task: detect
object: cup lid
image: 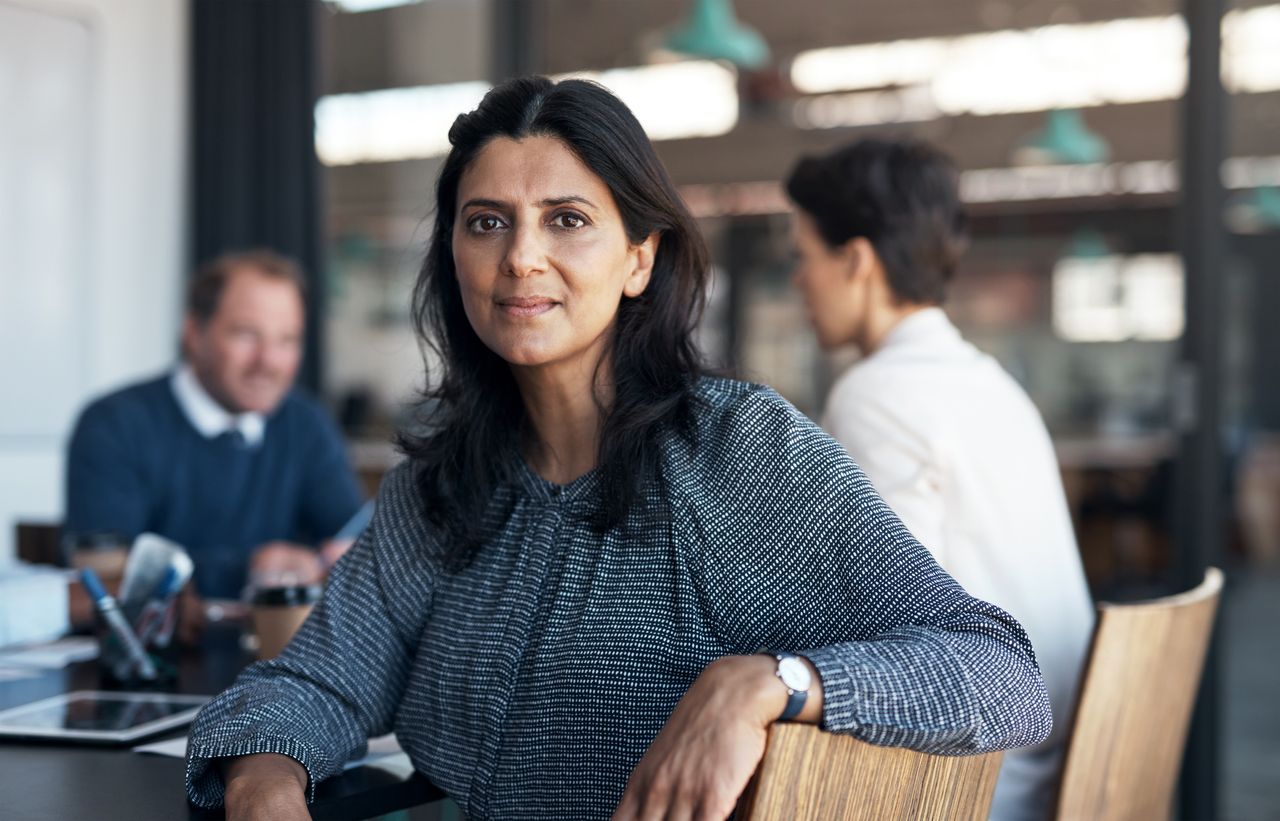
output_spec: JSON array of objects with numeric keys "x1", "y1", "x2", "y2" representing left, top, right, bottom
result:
[
  {"x1": 70, "y1": 530, "x2": 128, "y2": 550},
  {"x1": 251, "y1": 584, "x2": 322, "y2": 607}
]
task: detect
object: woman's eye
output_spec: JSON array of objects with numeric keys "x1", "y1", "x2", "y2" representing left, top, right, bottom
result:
[
  {"x1": 470, "y1": 215, "x2": 504, "y2": 233},
  {"x1": 553, "y1": 212, "x2": 586, "y2": 229}
]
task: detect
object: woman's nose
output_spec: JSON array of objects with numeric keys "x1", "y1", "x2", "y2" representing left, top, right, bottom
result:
[{"x1": 503, "y1": 223, "x2": 548, "y2": 278}]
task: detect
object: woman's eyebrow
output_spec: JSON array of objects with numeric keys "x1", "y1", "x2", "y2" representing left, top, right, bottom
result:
[
  {"x1": 460, "y1": 197, "x2": 509, "y2": 211},
  {"x1": 540, "y1": 195, "x2": 597, "y2": 210},
  {"x1": 459, "y1": 195, "x2": 597, "y2": 211}
]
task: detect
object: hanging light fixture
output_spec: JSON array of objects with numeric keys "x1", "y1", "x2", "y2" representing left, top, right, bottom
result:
[
  {"x1": 1014, "y1": 109, "x2": 1110, "y2": 166},
  {"x1": 1062, "y1": 227, "x2": 1113, "y2": 260},
  {"x1": 1226, "y1": 185, "x2": 1280, "y2": 234},
  {"x1": 663, "y1": 0, "x2": 770, "y2": 69}
]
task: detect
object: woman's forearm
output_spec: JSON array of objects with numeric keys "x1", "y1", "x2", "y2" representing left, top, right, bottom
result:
[{"x1": 222, "y1": 754, "x2": 310, "y2": 821}]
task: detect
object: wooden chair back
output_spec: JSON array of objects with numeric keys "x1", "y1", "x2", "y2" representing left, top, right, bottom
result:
[
  {"x1": 738, "y1": 722, "x2": 1004, "y2": 820},
  {"x1": 15, "y1": 521, "x2": 64, "y2": 566},
  {"x1": 1055, "y1": 567, "x2": 1223, "y2": 820}
]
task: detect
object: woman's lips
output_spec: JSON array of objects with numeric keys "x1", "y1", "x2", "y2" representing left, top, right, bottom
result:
[{"x1": 497, "y1": 296, "x2": 558, "y2": 317}]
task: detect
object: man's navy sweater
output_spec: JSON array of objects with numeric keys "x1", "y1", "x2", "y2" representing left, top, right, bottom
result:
[{"x1": 65, "y1": 374, "x2": 364, "y2": 598}]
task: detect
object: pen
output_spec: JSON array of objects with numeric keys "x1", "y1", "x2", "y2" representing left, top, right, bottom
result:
[
  {"x1": 134, "y1": 565, "x2": 184, "y2": 649},
  {"x1": 319, "y1": 500, "x2": 376, "y2": 572},
  {"x1": 334, "y1": 500, "x2": 375, "y2": 541},
  {"x1": 80, "y1": 567, "x2": 158, "y2": 681}
]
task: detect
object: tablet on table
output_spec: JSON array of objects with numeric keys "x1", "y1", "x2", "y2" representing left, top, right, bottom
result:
[{"x1": 0, "y1": 690, "x2": 210, "y2": 745}]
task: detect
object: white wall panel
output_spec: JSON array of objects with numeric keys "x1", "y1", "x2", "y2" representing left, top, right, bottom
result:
[{"x1": 0, "y1": 0, "x2": 187, "y2": 564}]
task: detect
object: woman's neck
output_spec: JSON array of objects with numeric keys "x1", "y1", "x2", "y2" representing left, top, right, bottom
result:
[
  {"x1": 513, "y1": 355, "x2": 612, "y2": 486},
  {"x1": 858, "y1": 300, "x2": 930, "y2": 356}
]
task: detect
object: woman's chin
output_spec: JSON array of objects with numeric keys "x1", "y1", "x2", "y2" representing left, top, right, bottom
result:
[
  {"x1": 483, "y1": 328, "x2": 607, "y2": 372},
  {"x1": 496, "y1": 344, "x2": 562, "y2": 369}
]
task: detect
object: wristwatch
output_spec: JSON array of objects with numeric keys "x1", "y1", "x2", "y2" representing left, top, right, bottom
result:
[{"x1": 772, "y1": 652, "x2": 812, "y2": 722}]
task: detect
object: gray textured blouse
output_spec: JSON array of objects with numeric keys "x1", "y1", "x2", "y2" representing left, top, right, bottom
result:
[{"x1": 186, "y1": 378, "x2": 1051, "y2": 818}]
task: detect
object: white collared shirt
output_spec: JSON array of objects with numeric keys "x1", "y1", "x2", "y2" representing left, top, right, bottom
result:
[
  {"x1": 822, "y1": 307, "x2": 1094, "y2": 821},
  {"x1": 170, "y1": 364, "x2": 266, "y2": 447}
]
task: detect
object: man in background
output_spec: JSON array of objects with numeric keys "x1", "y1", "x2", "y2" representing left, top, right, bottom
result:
[
  {"x1": 65, "y1": 249, "x2": 363, "y2": 602},
  {"x1": 786, "y1": 138, "x2": 1094, "y2": 821}
]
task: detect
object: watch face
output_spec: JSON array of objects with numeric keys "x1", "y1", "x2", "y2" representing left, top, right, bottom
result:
[{"x1": 777, "y1": 656, "x2": 812, "y2": 691}]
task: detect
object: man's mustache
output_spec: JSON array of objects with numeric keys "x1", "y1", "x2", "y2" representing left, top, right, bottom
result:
[{"x1": 242, "y1": 368, "x2": 285, "y2": 381}]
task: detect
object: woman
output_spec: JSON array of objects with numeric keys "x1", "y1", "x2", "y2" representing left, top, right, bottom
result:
[
  {"x1": 187, "y1": 76, "x2": 1050, "y2": 821},
  {"x1": 786, "y1": 138, "x2": 1092, "y2": 821}
]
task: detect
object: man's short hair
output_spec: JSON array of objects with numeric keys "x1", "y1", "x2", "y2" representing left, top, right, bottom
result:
[
  {"x1": 785, "y1": 137, "x2": 969, "y2": 306},
  {"x1": 187, "y1": 249, "x2": 308, "y2": 324}
]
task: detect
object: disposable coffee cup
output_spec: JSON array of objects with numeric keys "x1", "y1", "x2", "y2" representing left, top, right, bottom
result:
[
  {"x1": 250, "y1": 584, "x2": 322, "y2": 660},
  {"x1": 68, "y1": 531, "x2": 129, "y2": 579}
]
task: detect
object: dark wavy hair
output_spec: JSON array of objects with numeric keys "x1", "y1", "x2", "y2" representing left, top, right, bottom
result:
[
  {"x1": 785, "y1": 137, "x2": 969, "y2": 305},
  {"x1": 397, "y1": 76, "x2": 710, "y2": 569}
]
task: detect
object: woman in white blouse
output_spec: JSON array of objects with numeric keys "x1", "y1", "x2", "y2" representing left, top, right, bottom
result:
[{"x1": 786, "y1": 137, "x2": 1095, "y2": 821}]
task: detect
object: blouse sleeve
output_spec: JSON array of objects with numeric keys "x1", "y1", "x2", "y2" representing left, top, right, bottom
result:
[
  {"x1": 685, "y1": 387, "x2": 1052, "y2": 754},
  {"x1": 185, "y1": 461, "x2": 440, "y2": 807}
]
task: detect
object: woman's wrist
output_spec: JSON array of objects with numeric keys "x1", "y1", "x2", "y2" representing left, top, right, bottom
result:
[
  {"x1": 707, "y1": 653, "x2": 825, "y2": 727},
  {"x1": 222, "y1": 753, "x2": 308, "y2": 799},
  {"x1": 705, "y1": 655, "x2": 791, "y2": 727}
]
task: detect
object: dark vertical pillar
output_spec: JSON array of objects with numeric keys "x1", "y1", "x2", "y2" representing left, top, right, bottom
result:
[
  {"x1": 1242, "y1": 234, "x2": 1280, "y2": 429},
  {"x1": 724, "y1": 218, "x2": 756, "y2": 373},
  {"x1": 491, "y1": 0, "x2": 542, "y2": 82},
  {"x1": 1174, "y1": 0, "x2": 1226, "y2": 816},
  {"x1": 191, "y1": 0, "x2": 325, "y2": 393}
]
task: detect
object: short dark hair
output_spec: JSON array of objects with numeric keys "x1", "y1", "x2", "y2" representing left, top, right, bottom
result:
[
  {"x1": 399, "y1": 76, "x2": 709, "y2": 569},
  {"x1": 784, "y1": 137, "x2": 968, "y2": 305},
  {"x1": 186, "y1": 249, "x2": 307, "y2": 323}
]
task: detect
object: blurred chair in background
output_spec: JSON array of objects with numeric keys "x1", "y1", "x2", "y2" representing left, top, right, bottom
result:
[
  {"x1": 1054, "y1": 567, "x2": 1223, "y2": 820},
  {"x1": 15, "y1": 521, "x2": 61, "y2": 566}
]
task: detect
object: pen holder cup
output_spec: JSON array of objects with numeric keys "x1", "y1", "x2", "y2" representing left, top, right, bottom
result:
[{"x1": 94, "y1": 598, "x2": 178, "y2": 688}]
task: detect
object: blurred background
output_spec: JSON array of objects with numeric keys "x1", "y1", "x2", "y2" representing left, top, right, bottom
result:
[{"x1": 0, "y1": 0, "x2": 1276, "y2": 816}]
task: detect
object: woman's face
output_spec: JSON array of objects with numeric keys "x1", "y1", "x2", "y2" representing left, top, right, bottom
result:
[
  {"x1": 452, "y1": 135, "x2": 656, "y2": 374},
  {"x1": 790, "y1": 210, "x2": 864, "y2": 350}
]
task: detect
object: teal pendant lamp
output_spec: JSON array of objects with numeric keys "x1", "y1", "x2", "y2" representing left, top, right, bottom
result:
[
  {"x1": 1063, "y1": 226, "x2": 1112, "y2": 260},
  {"x1": 1248, "y1": 186, "x2": 1280, "y2": 229},
  {"x1": 1227, "y1": 185, "x2": 1280, "y2": 234},
  {"x1": 1017, "y1": 109, "x2": 1110, "y2": 165},
  {"x1": 664, "y1": 0, "x2": 770, "y2": 69}
]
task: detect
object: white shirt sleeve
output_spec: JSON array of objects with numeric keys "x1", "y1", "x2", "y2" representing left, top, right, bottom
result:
[{"x1": 822, "y1": 389, "x2": 949, "y2": 567}]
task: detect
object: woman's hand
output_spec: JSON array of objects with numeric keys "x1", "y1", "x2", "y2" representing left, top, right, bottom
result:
[
  {"x1": 613, "y1": 654, "x2": 819, "y2": 821},
  {"x1": 222, "y1": 753, "x2": 310, "y2": 821}
]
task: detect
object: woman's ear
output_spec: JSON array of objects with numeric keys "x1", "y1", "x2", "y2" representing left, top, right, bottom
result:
[
  {"x1": 622, "y1": 233, "x2": 660, "y2": 298},
  {"x1": 841, "y1": 236, "x2": 877, "y2": 283}
]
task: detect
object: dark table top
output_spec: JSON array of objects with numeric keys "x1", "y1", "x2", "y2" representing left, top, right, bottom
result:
[{"x1": 0, "y1": 626, "x2": 443, "y2": 821}]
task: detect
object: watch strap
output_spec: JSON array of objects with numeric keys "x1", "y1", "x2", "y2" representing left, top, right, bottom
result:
[{"x1": 779, "y1": 684, "x2": 806, "y2": 722}]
